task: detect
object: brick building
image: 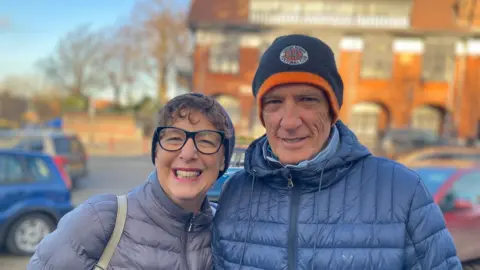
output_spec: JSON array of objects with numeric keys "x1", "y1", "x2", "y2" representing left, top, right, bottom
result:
[{"x1": 188, "y1": 0, "x2": 480, "y2": 147}]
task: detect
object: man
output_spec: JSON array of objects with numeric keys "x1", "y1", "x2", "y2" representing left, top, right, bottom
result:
[{"x1": 212, "y1": 34, "x2": 461, "y2": 269}]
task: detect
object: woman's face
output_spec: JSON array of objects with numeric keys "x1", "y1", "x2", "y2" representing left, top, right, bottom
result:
[{"x1": 155, "y1": 110, "x2": 225, "y2": 211}]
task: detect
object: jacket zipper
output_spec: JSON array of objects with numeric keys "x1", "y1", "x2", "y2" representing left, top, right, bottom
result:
[
  {"x1": 287, "y1": 174, "x2": 299, "y2": 270},
  {"x1": 184, "y1": 215, "x2": 195, "y2": 270}
]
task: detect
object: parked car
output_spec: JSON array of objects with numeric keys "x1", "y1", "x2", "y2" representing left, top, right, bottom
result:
[
  {"x1": 208, "y1": 148, "x2": 246, "y2": 201},
  {"x1": 229, "y1": 147, "x2": 246, "y2": 167},
  {"x1": 398, "y1": 145, "x2": 480, "y2": 167},
  {"x1": 0, "y1": 149, "x2": 74, "y2": 255},
  {"x1": 2, "y1": 129, "x2": 88, "y2": 188},
  {"x1": 380, "y1": 128, "x2": 449, "y2": 159},
  {"x1": 413, "y1": 165, "x2": 480, "y2": 265}
]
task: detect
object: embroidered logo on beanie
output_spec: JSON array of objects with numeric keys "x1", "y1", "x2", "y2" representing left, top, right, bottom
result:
[{"x1": 279, "y1": 45, "x2": 309, "y2": 65}]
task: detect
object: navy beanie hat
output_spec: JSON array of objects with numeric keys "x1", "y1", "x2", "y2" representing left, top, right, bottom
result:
[
  {"x1": 252, "y1": 34, "x2": 344, "y2": 124},
  {"x1": 151, "y1": 93, "x2": 235, "y2": 179}
]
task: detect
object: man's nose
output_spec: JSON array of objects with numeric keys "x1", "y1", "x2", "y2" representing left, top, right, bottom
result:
[
  {"x1": 280, "y1": 100, "x2": 302, "y2": 130},
  {"x1": 179, "y1": 138, "x2": 198, "y2": 160}
]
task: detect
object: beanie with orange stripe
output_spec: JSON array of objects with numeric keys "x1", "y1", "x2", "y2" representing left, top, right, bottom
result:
[{"x1": 252, "y1": 34, "x2": 344, "y2": 126}]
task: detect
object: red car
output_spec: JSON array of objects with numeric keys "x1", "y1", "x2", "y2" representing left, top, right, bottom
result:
[{"x1": 413, "y1": 166, "x2": 480, "y2": 264}]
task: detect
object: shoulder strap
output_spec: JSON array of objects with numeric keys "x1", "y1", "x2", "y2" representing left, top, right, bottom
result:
[{"x1": 94, "y1": 195, "x2": 128, "y2": 270}]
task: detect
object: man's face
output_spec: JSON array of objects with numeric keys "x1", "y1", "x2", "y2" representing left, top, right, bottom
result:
[{"x1": 262, "y1": 84, "x2": 332, "y2": 165}]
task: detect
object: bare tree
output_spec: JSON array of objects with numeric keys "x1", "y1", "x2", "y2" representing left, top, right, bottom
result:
[
  {"x1": 37, "y1": 24, "x2": 107, "y2": 98},
  {"x1": 0, "y1": 74, "x2": 46, "y2": 97},
  {"x1": 102, "y1": 24, "x2": 145, "y2": 107},
  {"x1": 0, "y1": 92, "x2": 28, "y2": 124},
  {"x1": 129, "y1": 0, "x2": 192, "y2": 104}
]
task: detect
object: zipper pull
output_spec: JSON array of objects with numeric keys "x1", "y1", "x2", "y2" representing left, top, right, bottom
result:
[
  {"x1": 287, "y1": 174, "x2": 293, "y2": 188},
  {"x1": 188, "y1": 216, "x2": 195, "y2": 232}
]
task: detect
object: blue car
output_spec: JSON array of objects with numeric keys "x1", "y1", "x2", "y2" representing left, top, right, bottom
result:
[
  {"x1": 208, "y1": 148, "x2": 246, "y2": 201},
  {"x1": 0, "y1": 149, "x2": 74, "y2": 255}
]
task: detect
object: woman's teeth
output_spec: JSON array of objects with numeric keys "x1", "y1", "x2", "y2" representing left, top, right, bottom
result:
[
  {"x1": 284, "y1": 138, "x2": 302, "y2": 143},
  {"x1": 175, "y1": 170, "x2": 201, "y2": 178}
]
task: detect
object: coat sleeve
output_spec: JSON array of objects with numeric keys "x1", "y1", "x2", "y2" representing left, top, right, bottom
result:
[
  {"x1": 27, "y1": 194, "x2": 117, "y2": 270},
  {"x1": 404, "y1": 180, "x2": 462, "y2": 269}
]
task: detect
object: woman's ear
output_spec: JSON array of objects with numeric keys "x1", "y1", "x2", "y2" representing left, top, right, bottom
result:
[
  {"x1": 220, "y1": 159, "x2": 225, "y2": 171},
  {"x1": 153, "y1": 143, "x2": 160, "y2": 164}
]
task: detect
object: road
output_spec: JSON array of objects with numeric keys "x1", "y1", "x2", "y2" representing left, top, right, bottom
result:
[{"x1": 1, "y1": 155, "x2": 153, "y2": 270}]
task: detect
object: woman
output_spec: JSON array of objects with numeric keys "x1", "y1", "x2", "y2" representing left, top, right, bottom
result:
[{"x1": 27, "y1": 93, "x2": 235, "y2": 270}]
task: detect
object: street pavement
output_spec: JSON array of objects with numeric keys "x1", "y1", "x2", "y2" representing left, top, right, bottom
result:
[{"x1": 1, "y1": 154, "x2": 153, "y2": 270}]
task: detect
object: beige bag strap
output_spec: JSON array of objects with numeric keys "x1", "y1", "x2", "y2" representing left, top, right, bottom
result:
[{"x1": 94, "y1": 195, "x2": 128, "y2": 270}]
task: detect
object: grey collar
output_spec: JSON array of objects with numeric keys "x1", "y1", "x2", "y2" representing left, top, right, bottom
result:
[{"x1": 135, "y1": 171, "x2": 213, "y2": 234}]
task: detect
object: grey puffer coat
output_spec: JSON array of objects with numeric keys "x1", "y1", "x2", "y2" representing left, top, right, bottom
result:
[{"x1": 28, "y1": 171, "x2": 213, "y2": 270}]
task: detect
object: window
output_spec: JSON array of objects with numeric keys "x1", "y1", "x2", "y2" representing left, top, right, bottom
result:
[
  {"x1": 417, "y1": 152, "x2": 480, "y2": 161},
  {"x1": 0, "y1": 155, "x2": 25, "y2": 184},
  {"x1": 54, "y1": 137, "x2": 73, "y2": 155},
  {"x1": 27, "y1": 157, "x2": 52, "y2": 182},
  {"x1": 415, "y1": 167, "x2": 456, "y2": 194},
  {"x1": 350, "y1": 111, "x2": 379, "y2": 135},
  {"x1": 54, "y1": 136, "x2": 85, "y2": 155},
  {"x1": 411, "y1": 106, "x2": 443, "y2": 135},
  {"x1": 29, "y1": 139, "x2": 45, "y2": 152},
  {"x1": 422, "y1": 39, "x2": 455, "y2": 81},
  {"x1": 361, "y1": 36, "x2": 393, "y2": 79},
  {"x1": 209, "y1": 36, "x2": 240, "y2": 74},
  {"x1": 453, "y1": 0, "x2": 477, "y2": 24},
  {"x1": 451, "y1": 172, "x2": 480, "y2": 204},
  {"x1": 14, "y1": 137, "x2": 44, "y2": 152},
  {"x1": 70, "y1": 138, "x2": 86, "y2": 155}
]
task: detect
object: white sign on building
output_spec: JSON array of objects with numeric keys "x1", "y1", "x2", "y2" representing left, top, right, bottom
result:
[{"x1": 249, "y1": 0, "x2": 411, "y2": 29}]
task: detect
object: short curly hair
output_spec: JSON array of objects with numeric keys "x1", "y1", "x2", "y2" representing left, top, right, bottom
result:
[{"x1": 156, "y1": 93, "x2": 232, "y2": 137}]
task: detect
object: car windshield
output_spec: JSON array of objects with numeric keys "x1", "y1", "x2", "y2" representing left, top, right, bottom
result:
[
  {"x1": 417, "y1": 151, "x2": 480, "y2": 161},
  {"x1": 387, "y1": 129, "x2": 441, "y2": 143},
  {"x1": 413, "y1": 167, "x2": 457, "y2": 195}
]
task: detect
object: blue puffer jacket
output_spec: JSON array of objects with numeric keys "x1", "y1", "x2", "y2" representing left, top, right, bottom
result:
[{"x1": 212, "y1": 121, "x2": 461, "y2": 270}]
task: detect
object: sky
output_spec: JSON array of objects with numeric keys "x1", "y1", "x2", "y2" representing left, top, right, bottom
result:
[{"x1": 0, "y1": 0, "x2": 190, "y2": 80}]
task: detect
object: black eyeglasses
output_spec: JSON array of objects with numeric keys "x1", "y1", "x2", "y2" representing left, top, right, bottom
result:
[{"x1": 154, "y1": 127, "x2": 225, "y2": 155}]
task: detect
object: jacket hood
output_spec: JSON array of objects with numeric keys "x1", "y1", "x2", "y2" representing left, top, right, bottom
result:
[{"x1": 244, "y1": 120, "x2": 371, "y2": 190}]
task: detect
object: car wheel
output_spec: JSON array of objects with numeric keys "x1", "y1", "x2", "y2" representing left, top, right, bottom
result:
[{"x1": 6, "y1": 213, "x2": 55, "y2": 256}]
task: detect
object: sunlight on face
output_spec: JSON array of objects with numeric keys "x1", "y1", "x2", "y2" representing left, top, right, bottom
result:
[{"x1": 262, "y1": 84, "x2": 332, "y2": 165}]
